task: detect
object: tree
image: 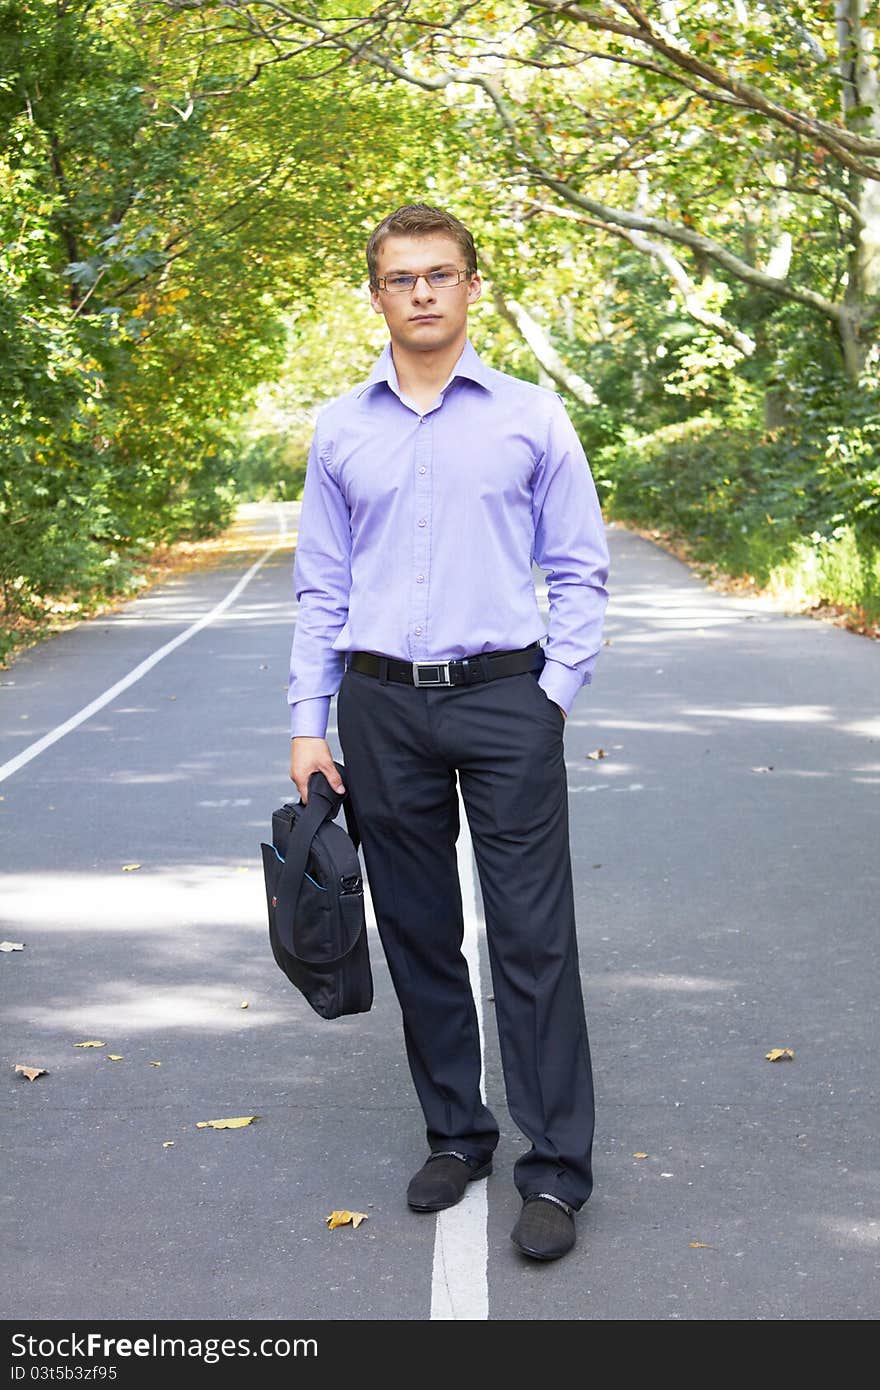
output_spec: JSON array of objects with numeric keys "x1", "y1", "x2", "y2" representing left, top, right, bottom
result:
[
  {"x1": 0, "y1": 0, "x2": 454, "y2": 643},
  {"x1": 160, "y1": 0, "x2": 879, "y2": 378}
]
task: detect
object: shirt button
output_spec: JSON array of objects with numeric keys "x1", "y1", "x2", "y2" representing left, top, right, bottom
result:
[
  {"x1": 414, "y1": 625, "x2": 423, "y2": 634},
  {"x1": 419, "y1": 466, "x2": 427, "y2": 474},
  {"x1": 416, "y1": 574, "x2": 424, "y2": 583},
  {"x1": 417, "y1": 518, "x2": 426, "y2": 527}
]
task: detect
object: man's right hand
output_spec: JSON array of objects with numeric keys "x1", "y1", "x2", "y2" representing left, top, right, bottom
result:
[{"x1": 290, "y1": 737, "x2": 346, "y2": 805}]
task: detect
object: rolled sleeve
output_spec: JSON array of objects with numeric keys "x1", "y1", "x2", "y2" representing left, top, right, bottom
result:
[{"x1": 532, "y1": 395, "x2": 610, "y2": 713}]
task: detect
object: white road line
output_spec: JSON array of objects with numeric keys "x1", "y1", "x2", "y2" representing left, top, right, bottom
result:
[
  {"x1": 430, "y1": 786, "x2": 490, "y2": 1321},
  {"x1": 0, "y1": 511, "x2": 287, "y2": 786}
]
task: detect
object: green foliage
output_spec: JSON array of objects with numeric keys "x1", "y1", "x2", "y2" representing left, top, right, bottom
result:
[
  {"x1": 2, "y1": 0, "x2": 878, "y2": 652},
  {"x1": 0, "y1": 0, "x2": 455, "y2": 651},
  {"x1": 598, "y1": 364, "x2": 880, "y2": 620},
  {"x1": 228, "y1": 433, "x2": 309, "y2": 503}
]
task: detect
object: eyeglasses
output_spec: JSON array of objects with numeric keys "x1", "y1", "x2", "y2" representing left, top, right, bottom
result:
[{"x1": 376, "y1": 267, "x2": 471, "y2": 293}]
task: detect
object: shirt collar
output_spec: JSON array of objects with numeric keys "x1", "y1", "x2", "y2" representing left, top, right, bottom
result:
[{"x1": 354, "y1": 338, "x2": 494, "y2": 400}]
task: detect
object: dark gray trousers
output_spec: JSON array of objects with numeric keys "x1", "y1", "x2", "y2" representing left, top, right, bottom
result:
[{"x1": 336, "y1": 659, "x2": 595, "y2": 1208}]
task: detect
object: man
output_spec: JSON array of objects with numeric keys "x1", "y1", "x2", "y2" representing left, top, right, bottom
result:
[{"x1": 288, "y1": 203, "x2": 610, "y2": 1262}]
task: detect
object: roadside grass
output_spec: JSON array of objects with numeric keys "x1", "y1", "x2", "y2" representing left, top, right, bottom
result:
[{"x1": 615, "y1": 515, "x2": 880, "y2": 640}]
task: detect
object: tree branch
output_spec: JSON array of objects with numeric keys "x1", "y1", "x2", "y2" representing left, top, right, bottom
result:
[
  {"x1": 483, "y1": 263, "x2": 600, "y2": 408},
  {"x1": 526, "y1": 172, "x2": 845, "y2": 327},
  {"x1": 524, "y1": 198, "x2": 756, "y2": 356},
  {"x1": 526, "y1": 0, "x2": 880, "y2": 173}
]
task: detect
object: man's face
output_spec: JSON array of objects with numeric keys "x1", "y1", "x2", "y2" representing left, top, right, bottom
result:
[{"x1": 370, "y1": 233, "x2": 481, "y2": 352}]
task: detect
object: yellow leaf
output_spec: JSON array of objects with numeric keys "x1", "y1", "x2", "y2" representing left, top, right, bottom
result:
[
  {"x1": 0, "y1": 941, "x2": 24, "y2": 951},
  {"x1": 15, "y1": 1064, "x2": 47, "y2": 1081},
  {"x1": 121, "y1": 863, "x2": 141, "y2": 871},
  {"x1": 162, "y1": 1141, "x2": 175, "y2": 1148},
  {"x1": 765, "y1": 1047, "x2": 794, "y2": 1062},
  {"x1": 148, "y1": 1061, "x2": 162, "y2": 1066},
  {"x1": 74, "y1": 1040, "x2": 105, "y2": 1048},
  {"x1": 107, "y1": 1055, "x2": 124, "y2": 1061},
  {"x1": 633, "y1": 1152, "x2": 648, "y2": 1159},
  {"x1": 240, "y1": 1001, "x2": 249, "y2": 1009},
  {"x1": 326, "y1": 1210, "x2": 369, "y2": 1229},
  {"x1": 196, "y1": 1116, "x2": 259, "y2": 1129},
  {"x1": 689, "y1": 1242, "x2": 713, "y2": 1248},
  {"x1": 586, "y1": 748, "x2": 607, "y2": 760}
]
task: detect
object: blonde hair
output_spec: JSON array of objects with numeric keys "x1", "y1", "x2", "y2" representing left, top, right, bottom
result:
[{"x1": 366, "y1": 203, "x2": 477, "y2": 287}]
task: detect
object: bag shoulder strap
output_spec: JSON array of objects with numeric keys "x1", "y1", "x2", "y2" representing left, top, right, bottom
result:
[
  {"x1": 329, "y1": 760, "x2": 360, "y2": 850},
  {"x1": 305, "y1": 760, "x2": 361, "y2": 850},
  {"x1": 274, "y1": 766, "x2": 359, "y2": 936}
]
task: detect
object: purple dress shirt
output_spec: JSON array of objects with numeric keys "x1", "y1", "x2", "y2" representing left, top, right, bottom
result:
[{"x1": 288, "y1": 338, "x2": 610, "y2": 738}]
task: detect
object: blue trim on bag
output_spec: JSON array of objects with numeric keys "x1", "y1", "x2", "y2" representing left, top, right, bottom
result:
[{"x1": 271, "y1": 843, "x2": 326, "y2": 890}]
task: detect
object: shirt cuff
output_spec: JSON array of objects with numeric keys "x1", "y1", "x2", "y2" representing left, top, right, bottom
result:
[
  {"x1": 290, "y1": 696, "x2": 331, "y2": 739},
  {"x1": 537, "y1": 658, "x2": 588, "y2": 716}
]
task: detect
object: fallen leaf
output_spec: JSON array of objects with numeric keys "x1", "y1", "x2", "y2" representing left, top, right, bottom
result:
[
  {"x1": 765, "y1": 1047, "x2": 794, "y2": 1062},
  {"x1": 602, "y1": 638, "x2": 612, "y2": 646},
  {"x1": 121, "y1": 863, "x2": 141, "y2": 872},
  {"x1": 107, "y1": 1054, "x2": 124, "y2": 1061},
  {"x1": 74, "y1": 1040, "x2": 105, "y2": 1048},
  {"x1": 689, "y1": 1242, "x2": 713, "y2": 1248},
  {"x1": 751, "y1": 766, "x2": 774, "y2": 773},
  {"x1": 162, "y1": 1141, "x2": 175, "y2": 1148},
  {"x1": 148, "y1": 1060, "x2": 161, "y2": 1066},
  {"x1": 0, "y1": 941, "x2": 24, "y2": 952},
  {"x1": 168, "y1": 695, "x2": 177, "y2": 701},
  {"x1": 633, "y1": 1152, "x2": 648, "y2": 1159},
  {"x1": 15, "y1": 1064, "x2": 47, "y2": 1081},
  {"x1": 586, "y1": 748, "x2": 607, "y2": 760},
  {"x1": 326, "y1": 1210, "x2": 369, "y2": 1230},
  {"x1": 196, "y1": 1116, "x2": 259, "y2": 1129},
  {"x1": 240, "y1": 1001, "x2": 249, "y2": 1009},
  {"x1": 660, "y1": 1172, "x2": 674, "y2": 1178}
]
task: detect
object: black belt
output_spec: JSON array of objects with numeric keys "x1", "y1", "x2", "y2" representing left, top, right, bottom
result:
[{"x1": 348, "y1": 643, "x2": 544, "y2": 687}]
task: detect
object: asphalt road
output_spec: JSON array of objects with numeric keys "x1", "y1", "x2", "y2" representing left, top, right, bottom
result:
[{"x1": 2, "y1": 501, "x2": 878, "y2": 1322}]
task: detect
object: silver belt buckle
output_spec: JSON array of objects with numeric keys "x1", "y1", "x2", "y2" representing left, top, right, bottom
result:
[{"x1": 412, "y1": 660, "x2": 451, "y2": 687}]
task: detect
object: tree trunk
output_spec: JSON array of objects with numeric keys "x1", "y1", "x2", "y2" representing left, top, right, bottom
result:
[
  {"x1": 837, "y1": 0, "x2": 880, "y2": 373},
  {"x1": 486, "y1": 277, "x2": 600, "y2": 409}
]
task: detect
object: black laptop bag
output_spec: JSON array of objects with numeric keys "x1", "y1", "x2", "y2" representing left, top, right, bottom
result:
[{"x1": 260, "y1": 762, "x2": 372, "y2": 1019}]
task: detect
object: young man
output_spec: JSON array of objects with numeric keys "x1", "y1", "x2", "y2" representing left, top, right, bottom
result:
[{"x1": 288, "y1": 204, "x2": 610, "y2": 1262}]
